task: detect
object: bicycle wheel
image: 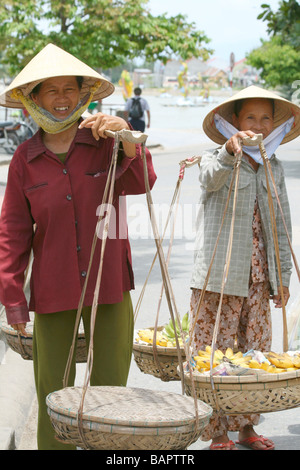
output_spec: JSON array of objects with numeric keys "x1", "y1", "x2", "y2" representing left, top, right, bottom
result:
[{"x1": 4, "y1": 131, "x2": 20, "y2": 154}]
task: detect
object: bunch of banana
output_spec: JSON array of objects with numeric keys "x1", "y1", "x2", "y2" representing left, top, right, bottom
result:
[
  {"x1": 137, "y1": 329, "x2": 169, "y2": 347},
  {"x1": 193, "y1": 346, "x2": 253, "y2": 372},
  {"x1": 266, "y1": 351, "x2": 300, "y2": 371},
  {"x1": 162, "y1": 312, "x2": 189, "y2": 347},
  {"x1": 248, "y1": 360, "x2": 286, "y2": 374},
  {"x1": 193, "y1": 346, "x2": 300, "y2": 375},
  {"x1": 233, "y1": 351, "x2": 300, "y2": 374}
]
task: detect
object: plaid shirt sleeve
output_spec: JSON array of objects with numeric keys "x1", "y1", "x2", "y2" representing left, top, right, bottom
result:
[{"x1": 199, "y1": 144, "x2": 236, "y2": 191}]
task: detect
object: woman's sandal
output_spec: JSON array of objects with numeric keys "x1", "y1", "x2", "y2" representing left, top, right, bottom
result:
[
  {"x1": 236, "y1": 435, "x2": 275, "y2": 450},
  {"x1": 209, "y1": 440, "x2": 237, "y2": 450}
]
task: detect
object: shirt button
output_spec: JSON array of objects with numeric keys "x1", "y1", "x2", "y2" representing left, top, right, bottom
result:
[
  {"x1": 63, "y1": 169, "x2": 68, "y2": 175},
  {"x1": 66, "y1": 194, "x2": 72, "y2": 201},
  {"x1": 77, "y1": 245, "x2": 81, "y2": 252},
  {"x1": 81, "y1": 271, "x2": 87, "y2": 277}
]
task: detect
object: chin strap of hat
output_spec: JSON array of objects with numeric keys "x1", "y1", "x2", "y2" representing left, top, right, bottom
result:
[{"x1": 10, "y1": 80, "x2": 102, "y2": 134}]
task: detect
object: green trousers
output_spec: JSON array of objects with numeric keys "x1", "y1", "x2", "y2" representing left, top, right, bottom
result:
[{"x1": 32, "y1": 292, "x2": 134, "y2": 450}]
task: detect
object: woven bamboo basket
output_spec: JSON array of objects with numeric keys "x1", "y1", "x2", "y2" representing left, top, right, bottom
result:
[
  {"x1": 1, "y1": 320, "x2": 87, "y2": 363},
  {"x1": 46, "y1": 386, "x2": 213, "y2": 450},
  {"x1": 183, "y1": 367, "x2": 300, "y2": 415},
  {"x1": 132, "y1": 327, "x2": 186, "y2": 381}
]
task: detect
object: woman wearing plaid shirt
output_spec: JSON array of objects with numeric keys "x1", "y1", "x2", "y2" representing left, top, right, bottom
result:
[{"x1": 190, "y1": 86, "x2": 300, "y2": 450}]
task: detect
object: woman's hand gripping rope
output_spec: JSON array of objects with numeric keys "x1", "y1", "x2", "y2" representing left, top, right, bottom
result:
[
  {"x1": 226, "y1": 130, "x2": 258, "y2": 156},
  {"x1": 11, "y1": 323, "x2": 27, "y2": 337}
]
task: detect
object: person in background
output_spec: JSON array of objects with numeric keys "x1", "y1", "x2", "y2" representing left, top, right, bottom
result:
[
  {"x1": 124, "y1": 87, "x2": 150, "y2": 132},
  {"x1": 0, "y1": 43, "x2": 156, "y2": 450},
  {"x1": 190, "y1": 85, "x2": 300, "y2": 450}
]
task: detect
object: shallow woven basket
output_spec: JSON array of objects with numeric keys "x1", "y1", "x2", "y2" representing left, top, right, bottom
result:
[
  {"x1": 183, "y1": 367, "x2": 300, "y2": 415},
  {"x1": 1, "y1": 320, "x2": 87, "y2": 363},
  {"x1": 132, "y1": 327, "x2": 186, "y2": 382},
  {"x1": 46, "y1": 386, "x2": 213, "y2": 450}
]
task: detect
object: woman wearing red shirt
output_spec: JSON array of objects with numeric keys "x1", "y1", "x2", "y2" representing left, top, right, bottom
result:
[{"x1": 0, "y1": 44, "x2": 156, "y2": 449}]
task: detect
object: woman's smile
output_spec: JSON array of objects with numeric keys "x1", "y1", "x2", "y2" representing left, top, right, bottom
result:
[
  {"x1": 52, "y1": 105, "x2": 71, "y2": 118},
  {"x1": 31, "y1": 76, "x2": 80, "y2": 119}
]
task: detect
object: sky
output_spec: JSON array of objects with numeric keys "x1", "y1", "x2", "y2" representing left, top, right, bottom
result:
[{"x1": 147, "y1": 0, "x2": 281, "y2": 65}]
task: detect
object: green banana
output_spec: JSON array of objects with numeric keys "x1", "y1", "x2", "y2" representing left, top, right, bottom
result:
[
  {"x1": 164, "y1": 321, "x2": 175, "y2": 339},
  {"x1": 163, "y1": 313, "x2": 189, "y2": 340},
  {"x1": 182, "y1": 312, "x2": 189, "y2": 332}
]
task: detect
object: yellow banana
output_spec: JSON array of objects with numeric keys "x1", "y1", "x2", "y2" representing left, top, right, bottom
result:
[
  {"x1": 194, "y1": 355, "x2": 208, "y2": 363},
  {"x1": 268, "y1": 356, "x2": 282, "y2": 368},
  {"x1": 215, "y1": 349, "x2": 225, "y2": 361},
  {"x1": 267, "y1": 351, "x2": 282, "y2": 361},
  {"x1": 197, "y1": 350, "x2": 210, "y2": 357},
  {"x1": 138, "y1": 329, "x2": 154, "y2": 344},
  {"x1": 225, "y1": 348, "x2": 234, "y2": 359},
  {"x1": 249, "y1": 360, "x2": 261, "y2": 369},
  {"x1": 280, "y1": 359, "x2": 294, "y2": 369},
  {"x1": 138, "y1": 329, "x2": 169, "y2": 346},
  {"x1": 194, "y1": 355, "x2": 218, "y2": 369},
  {"x1": 267, "y1": 365, "x2": 285, "y2": 373},
  {"x1": 195, "y1": 359, "x2": 210, "y2": 367},
  {"x1": 233, "y1": 351, "x2": 244, "y2": 359},
  {"x1": 156, "y1": 336, "x2": 168, "y2": 347},
  {"x1": 266, "y1": 351, "x2": 300, "y2": 371},
  {"x1": 193, "y1": 347, "x2": 300, "y2": 375},
  {"x1": 282, "y1": 352, "x2": 293, "y2": 359},
  {"x1": 231, "y1": 357, "x2": 250, "y2": 366}
]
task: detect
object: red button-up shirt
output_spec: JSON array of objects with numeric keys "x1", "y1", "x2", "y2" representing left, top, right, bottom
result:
[{"x1": 0, "y1": 126, "x2": 156, "y2": 324}]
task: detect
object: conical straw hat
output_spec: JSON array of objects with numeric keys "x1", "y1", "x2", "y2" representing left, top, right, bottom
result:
[
  {"x1": 0, "y1": 43, "x2": 115, "y2": 109},
  {"x1": 203, "y1": 85, "x2": 300, "y2": 145}
]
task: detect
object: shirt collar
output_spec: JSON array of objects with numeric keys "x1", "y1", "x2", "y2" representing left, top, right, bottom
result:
[{"x1": 27, "y1": 120, "x2": 100, "y2": 162}]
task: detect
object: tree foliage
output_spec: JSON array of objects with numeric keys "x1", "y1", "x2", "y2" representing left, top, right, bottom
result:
[
  {"x1": 0, "y1": 0, "x2": 213, "y2": 77},
  {"x1": 258, "y1": 0, "x2": 300, "y2": 50},
  {"x1": 247, "y1": 1, "x2": 300, "y2": 90},
  {"x1": 246, "y1": 36, "x2": 300, "y2": 88}
]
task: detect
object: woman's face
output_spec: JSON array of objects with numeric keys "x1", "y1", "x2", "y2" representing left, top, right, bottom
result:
[
  {"x1": 31, "y1": 76, "x2": 80, "y2": 119},
  {"x1": 232, "y1": 98, "x2": 274, "y2": 139}
]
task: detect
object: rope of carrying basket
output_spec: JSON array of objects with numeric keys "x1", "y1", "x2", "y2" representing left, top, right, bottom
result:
[
  {"x1": 62, "y1": 129, "x2": 202, "y2": 449},
  {"x1": 133, "y1": 155, "x2": 201, "y2": 382}
]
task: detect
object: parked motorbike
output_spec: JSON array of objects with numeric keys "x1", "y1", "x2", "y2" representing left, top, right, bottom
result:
[{"x1": 0, "y1": 120, "x2": 35, "y2": 155}]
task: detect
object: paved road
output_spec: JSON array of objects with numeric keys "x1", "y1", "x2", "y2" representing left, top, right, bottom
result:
[{"x1": 1, "y1": 133, "x2": 300, "y2": 451}]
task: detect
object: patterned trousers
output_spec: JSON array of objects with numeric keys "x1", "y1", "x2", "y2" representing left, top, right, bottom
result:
[{"x1": 189, "y1": 281, "x2": 272, "y2": 441}]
